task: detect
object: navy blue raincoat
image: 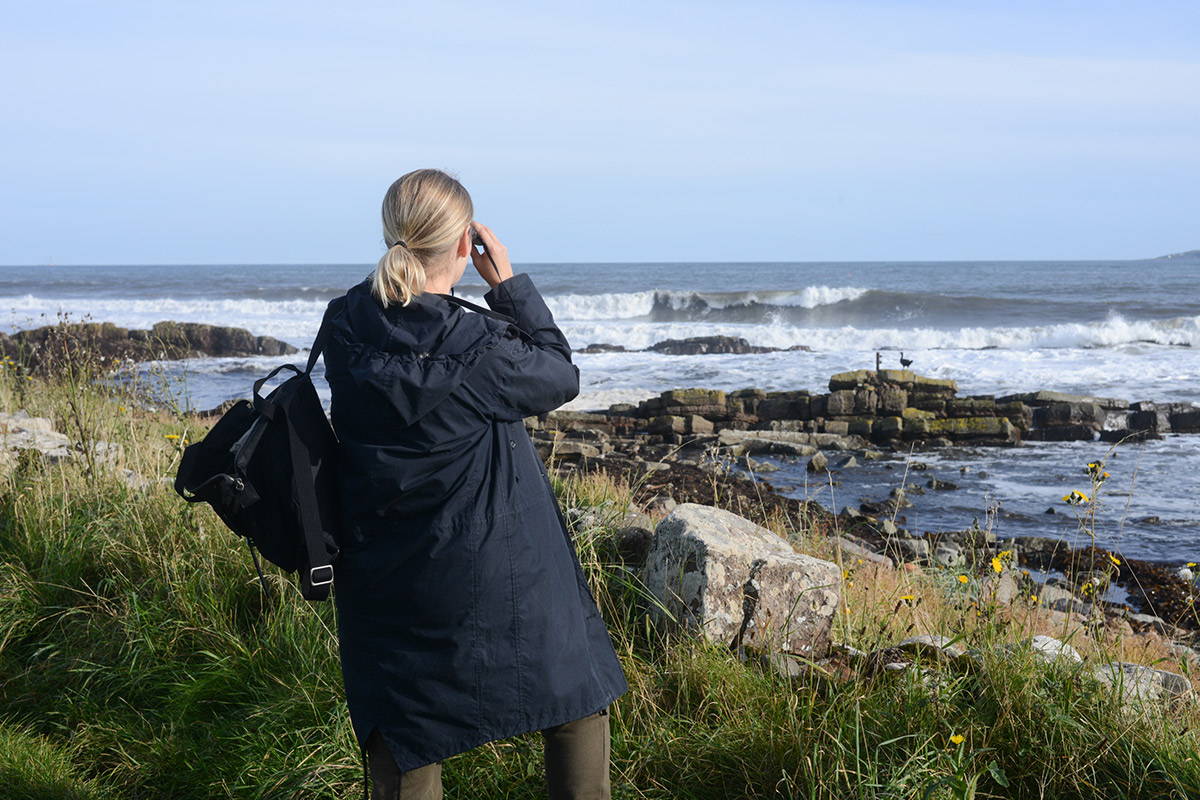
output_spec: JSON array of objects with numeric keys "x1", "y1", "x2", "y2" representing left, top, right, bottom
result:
[{"x1": 321, "y1": 272, "x2": 629, "y2": 775}]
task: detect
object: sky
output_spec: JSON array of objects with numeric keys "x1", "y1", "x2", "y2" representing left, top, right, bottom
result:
[{"x1": 2, "y1": 1, "x2": 1198, "y2": 265}]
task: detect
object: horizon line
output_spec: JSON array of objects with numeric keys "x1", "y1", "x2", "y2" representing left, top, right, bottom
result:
[{"x1": 0, "y1": 254, "x2": 1193, "y2": 268}]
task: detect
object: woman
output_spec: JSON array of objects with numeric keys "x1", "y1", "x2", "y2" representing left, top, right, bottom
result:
[{"x1": 321, "y1": 168, "x2": 629, "y2": 800}]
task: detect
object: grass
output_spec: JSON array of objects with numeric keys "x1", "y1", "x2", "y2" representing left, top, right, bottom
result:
[{"x1": 2, "y1": 337, "x2": 1200, "y2": 799}]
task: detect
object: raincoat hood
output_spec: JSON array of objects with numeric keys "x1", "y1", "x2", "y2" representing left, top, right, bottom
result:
[{"x1": 328, "y1": 278, "x2": 504, "y2": 428}]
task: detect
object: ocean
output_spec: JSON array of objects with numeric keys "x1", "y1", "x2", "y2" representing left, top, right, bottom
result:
[{"x1": 2, "y1": 259, "x2": 1197, "y2": 563}]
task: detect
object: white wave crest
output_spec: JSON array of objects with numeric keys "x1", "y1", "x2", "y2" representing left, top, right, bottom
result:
[
  {"x1": 0, "y1": 294, "x2": 332, "y2": 343},
  {"x1": 456, "y1": 286, "x2": 873, "y2": 321},
  {"x1": 560, "y1": 311, "x2": 1200, "y2": 351}
]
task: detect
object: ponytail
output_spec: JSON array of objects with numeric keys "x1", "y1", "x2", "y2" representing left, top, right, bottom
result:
[
  {"x1": 371, "y1": 169, "x2": 474, "y2": 308},
  {"x1": 373, "y1": 242, "x2": 426, "y2": 308}
]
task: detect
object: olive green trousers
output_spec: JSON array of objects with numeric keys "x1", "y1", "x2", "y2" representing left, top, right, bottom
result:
[{"x1": 366, "y1": 707, "x2": 612, "y2": 800}]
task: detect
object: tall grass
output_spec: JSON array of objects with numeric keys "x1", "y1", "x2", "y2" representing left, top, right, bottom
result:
[{"x1": 1, "y1": 345, "x2": 1198, "y2": 799}]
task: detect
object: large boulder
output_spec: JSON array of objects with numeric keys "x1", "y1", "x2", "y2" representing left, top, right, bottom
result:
[{"x1": 640, "y1": 503, "x2": 842, "y2": 658}]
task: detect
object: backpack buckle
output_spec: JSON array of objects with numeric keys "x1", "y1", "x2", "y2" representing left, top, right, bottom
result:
[{"x1": 309, "y1": 565, "x2": 334, "y2": 587}]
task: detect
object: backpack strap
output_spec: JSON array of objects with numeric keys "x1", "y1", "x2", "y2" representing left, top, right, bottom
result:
[
  {"x1": 437, "y1": 292, "x2": 535, "y2": 344},
  {"x1": 305, "y1": 295, "x2": 348, "y2": 375},
  {"x1": 284, "y1": 410, "x2": 336, "y2": 601}
]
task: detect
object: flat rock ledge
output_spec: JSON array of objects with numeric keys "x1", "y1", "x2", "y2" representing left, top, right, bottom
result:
[{"x1": 517, "y1": 371, "x2": 1198, "y2": 484}]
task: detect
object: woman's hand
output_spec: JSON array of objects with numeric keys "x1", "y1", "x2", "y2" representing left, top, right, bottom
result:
[{"x1": 469, "y1": 221, "x2": 515, "y2": 289}]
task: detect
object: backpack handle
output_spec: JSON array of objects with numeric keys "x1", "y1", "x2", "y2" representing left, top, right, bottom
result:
[
  {"x1": 252, "y1": 363, "x2": 301, "y2": 416},
  {"x1": 251, "y1": 296, "x2": 347, "y2": 416}
]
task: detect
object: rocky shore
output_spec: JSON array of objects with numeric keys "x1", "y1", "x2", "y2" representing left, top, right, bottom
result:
[
  {"x1": 525, "y1": 365, "x2": 1199, "y2": 462},
  {"x1": 623, "y1": 500, "x2": 1197, "y2": 709},
  {"x1": 0, "y1": 320, "x2": 297, "y2": 372},
  {"x1": 507, "y1": 367, "x2": 1200, "y2": 642}
]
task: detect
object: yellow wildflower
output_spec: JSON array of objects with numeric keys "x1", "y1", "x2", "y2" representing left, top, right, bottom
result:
[
  {"x1": 991, "y1": 556, "x2": 1004, "y2": 574},
  {"x1": 1062, "y1": 490, "x2": 1090, "y2": 506},
  {"x1": 949, "y1": 734, "x2": 965, "y2": 745},
  {"x1": 899, "y1": 594, "x2": 916, "y2": 601},
  {"x1": 1107, "y1": 553, "x2": 1121, "y2": 567},
  {"x1": 957, "y1": 574, "x2": 969, "y2": 584},
  {"x1": 164, "y1": 434, "x2": 180, "y2": 440},
  {"x1": 1030, "y1": 594, "x2": 1038, "y2": 603}
]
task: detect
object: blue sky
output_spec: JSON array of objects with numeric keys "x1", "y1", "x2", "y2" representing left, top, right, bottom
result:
[{"x1": 2, "y1": 1, "x2": 1197, "y2": 264}]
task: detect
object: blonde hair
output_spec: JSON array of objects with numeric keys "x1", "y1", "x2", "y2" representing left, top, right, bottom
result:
[{"x1": 371, "y1": 168, "x2": 474, "y2": 308}]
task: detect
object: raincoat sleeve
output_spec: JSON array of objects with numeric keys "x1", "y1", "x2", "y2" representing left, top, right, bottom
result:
[{"x1": 480, "y1": 272, "x2": 580, "y2": 422}]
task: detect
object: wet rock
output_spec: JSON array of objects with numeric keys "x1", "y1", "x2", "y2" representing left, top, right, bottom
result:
[
  {"x1": 996, "y1": 390, "x2": 1127, "y2": 409},
  {"x1": 807, "y1": 452, "x2": 829, "y2": 473},
  {"x1": 1171, "y1": 409, "x2": 1200, "y2": 433},
  {"x1": 877, "y1": 384, "x2": 907, "y2": 415},
  {"x1": 822, "y1": 420, "x2": 850, "y2": 436},
  {"x1": 889, "y1": 487, "x2": 913, "y2": 508},
  {"x1": 578, "y1": 342, "x2": 628, "y2": 353},
  {"x1": 647, "y1": 336, "x2": 779, "y2": 355},
  {"x1": 947, "y1": 397, "x2": 996, "y2": 417},
  {"x1": 641, "y1": 503, "x2": 842, "y2": 657},
  {"x1": 906, "y1": 416, "x2": 1019, "y2": 445},
  {"x1": 927, "y1": 478, "x2": 958, "y2": 490},
  {"x1": 755, "y1": 391, "x2": 811, "y2": 421},
  {"x1": 826, "y1": 390, "x2": 856, "y2": 416},
  {"x1": 871, "y1": 416, "x2": 903, "y2": 442}
]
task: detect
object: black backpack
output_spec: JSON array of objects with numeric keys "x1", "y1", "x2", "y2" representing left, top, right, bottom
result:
[{"x1": 174, "y1": 296, "x2": 347, "y2": 601}]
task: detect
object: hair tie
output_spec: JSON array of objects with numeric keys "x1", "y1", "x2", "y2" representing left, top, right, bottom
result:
[{"x1": 392, "y1": 239, "x2": 408, "y2": 249}]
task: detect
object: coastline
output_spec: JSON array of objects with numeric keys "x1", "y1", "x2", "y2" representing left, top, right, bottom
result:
[{"x1": 3, "y1": 329, "x2": 1200, "y2": 797}]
